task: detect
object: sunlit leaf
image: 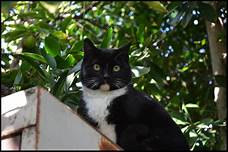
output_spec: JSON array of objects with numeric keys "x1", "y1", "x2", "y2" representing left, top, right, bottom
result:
[
  {"x1": 178, "y1": 66, "x2": 189, "y2": 72},
  {"x1": 185, "y1": 103, "x2": 199, "y2": 108},
  {"x1": 131, "y1": 66, "x2": 150, "y2": 78},
  {"x1": 189, "y1": 131, "x2": 198, "y2": 137},
  {"x1": 64, "y1": 72, "x2": 76, "y2": 92},
  {"x1": 65, "y1": 54, "x2": 76, "y2": 66},
  {"x1": 40, "y1": 1, "x2": 58, "y2": 14},
  {"x1": 201, "y1": 39, "x2": 206, "y2": 46},
  {"x1": 172, "y1": 116, "x2": 189, "y2": 125}
]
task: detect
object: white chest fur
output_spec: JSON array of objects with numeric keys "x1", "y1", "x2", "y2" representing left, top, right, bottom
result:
[{"x1": 82, "y1": 86, "x2": 127, "y2": 143}]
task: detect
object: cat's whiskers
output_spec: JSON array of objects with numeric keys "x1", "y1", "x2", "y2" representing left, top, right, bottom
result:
[
  {"x1": 115, "y1": 78, "x2": 128, "y2": 83},
  {"x1": 115, "y1": 80, "x2": 125, "y2": 85},
  {"x1": 90, "y1": 82, "x2": 99, "y2": 89},
  {"x1": 113, "y1": 83, "x2": 121, "y2": 89},
  {"x1": 84, "y1": 77, "x2": 99, "y2": 88},
  {"x1": 112, "y1": 79, "x2": 126, "y2": 89}
]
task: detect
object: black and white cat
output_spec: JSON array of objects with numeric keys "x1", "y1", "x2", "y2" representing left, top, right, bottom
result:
[{"x1": 77, "y1": 38, "x2": 189, "y2": 150}]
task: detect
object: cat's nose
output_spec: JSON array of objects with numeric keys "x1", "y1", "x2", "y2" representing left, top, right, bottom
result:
[{"x1": 104, "y1": 72, "x2": 110, "y2": 79}]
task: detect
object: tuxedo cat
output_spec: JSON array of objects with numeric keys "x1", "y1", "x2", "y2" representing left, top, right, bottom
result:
[{"x1": 77, "y1": 38, "x2": 189, "y2": 150}]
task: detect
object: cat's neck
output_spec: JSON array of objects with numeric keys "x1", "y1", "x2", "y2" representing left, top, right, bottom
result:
[{"x1": 82, "y1": 85, "x2": 128, "y2": 98}]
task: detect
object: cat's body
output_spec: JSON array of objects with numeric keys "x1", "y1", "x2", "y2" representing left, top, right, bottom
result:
[{"x1": 77, "y1": 38, "x2": 189, "y2": 150}]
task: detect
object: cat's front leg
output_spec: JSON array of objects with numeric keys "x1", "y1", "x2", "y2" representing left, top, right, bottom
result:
[{"x1": 116, "y1": 124, "x2": 155, "y2": 150}]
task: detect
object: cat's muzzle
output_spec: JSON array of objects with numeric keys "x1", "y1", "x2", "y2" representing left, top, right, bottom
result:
[{"x1": 100, "y1": 83, "x2": 110, "y2": 91}]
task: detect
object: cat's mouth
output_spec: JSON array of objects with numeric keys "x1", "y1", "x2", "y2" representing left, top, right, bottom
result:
[{"x1": 99, "y1": 83, "x2": 110, "y2": 91}]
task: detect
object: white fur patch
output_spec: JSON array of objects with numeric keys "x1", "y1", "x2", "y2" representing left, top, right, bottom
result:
[{"x1": 82, "y1": 86, "x2": 127, "y2": 143}]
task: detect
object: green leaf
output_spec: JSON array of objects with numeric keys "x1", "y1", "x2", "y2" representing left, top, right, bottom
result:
[
  {"x1": 148, "y1": 84, "x2": 162, "y2": 95},
  {"x1": 20, "y1": 52, "x2": 47, "y2": 63},
  {"x1": 137, "y1": 24, "x2": 145, "y2": 44},
  {"x1": 1, "y1": 69, "x2": 18, "y2": 87},
  {"x1": 101, "y1": 27, "x2": 113, "y2": 48},
  {"x1": 20, "y1": 56, "x2": 47, "y2": 81},
  {"x1": 17, "y1": 12, "x2": 42, "y2": 19},
  {"x1": 20, "y1": 60, "x2": 31, "y2": 73},
  {"x1": 68, "y1": 59, "x2": 82, "y2": 75},
  {"x1": 36, "y1": 21, "x2": 53, "y2": 32},
  {"x1": 181, "y1": 10, "x2": 193, "y2": 28},
  {"x1": 46, "y1": 55, "x2": 57, "y2": 70},
  {"x1": 3, "y1": 30, "x2": 27, "y2": 42},
  {"x1": 51, "y1": 70, "x2": 69, "y2": 96},
  {"x1": 67, "y1": 23, "x2": 77, "y2": 35},
  {"x1": 131, "y1": 66, "x2": 150, "y2": 78},
  {"x1": 199, "y1": 2, "x2": 217, "y2": 22},
  {"x1": 55, "y1": 56, "x2": 69, "y2": 69},
  {"x1": 14, "y1": 70, "x2": 22, "y2": 85},
  {"x1": 70, "y1": 40, "x2": 83, "y2": 53},
  {"x1": 44, "y1": 35, "x2": 61, "y2": 57},
  {"x1": 194, "y1": 118, "x2": 213, "y2": 125},
  {"x1": 144, "y1": 1, "x2": 167, "y2": 13},
  {"x1": 60, "y1": 16, "x2": 72, "y2": 31},
  {"x1": 149, "y1": 62, "x2": 166, "y2": 80},
  {"x1": 169, "y1": 10, "x2": 185, "y2": 26}
]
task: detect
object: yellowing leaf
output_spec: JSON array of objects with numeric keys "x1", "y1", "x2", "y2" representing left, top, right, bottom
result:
[
  {"x1": 53, "y1": 31, "x2": 68, "y2": 40},
  {"x1": 144, "y1": 1, "x2": 167, "y2": 13}
]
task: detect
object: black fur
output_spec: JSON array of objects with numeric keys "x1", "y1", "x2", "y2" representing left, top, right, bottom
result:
[{"x1": 78, "y1": 38, "x2": 189, "y2": 150}]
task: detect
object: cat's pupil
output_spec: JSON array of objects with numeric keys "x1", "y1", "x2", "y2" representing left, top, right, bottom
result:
[{"x1": 113, "y1": 65, "x2": 120, "y2": 72}]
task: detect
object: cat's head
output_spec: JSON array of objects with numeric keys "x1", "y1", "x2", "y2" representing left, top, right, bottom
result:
[{"x1": 80, "y1": 38, "x2": 132, "y2": 91}]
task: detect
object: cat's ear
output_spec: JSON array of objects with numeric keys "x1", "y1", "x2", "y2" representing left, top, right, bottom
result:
[
  {"x1": 116, "y1": 42, "x2": 131, "y2": 60},
  {"x1": 119, "y1": 42, "x2": 131, "y2": 53},
  {"x1": 84, "y1": 38, "x2": 96, "y2": 54}
]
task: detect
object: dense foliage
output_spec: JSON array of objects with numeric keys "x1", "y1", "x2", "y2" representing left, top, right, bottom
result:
[{"x1": 1, "y1": 1, "x2": 226, "y2": 150}]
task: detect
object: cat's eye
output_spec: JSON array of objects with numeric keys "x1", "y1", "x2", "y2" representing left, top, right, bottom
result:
[
  {"x1": 113, "y1": 65, "x2": 120, "y2": 72},
  {"x1": 93, "y1": 64, "x2": 100, "y2": 71}
]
